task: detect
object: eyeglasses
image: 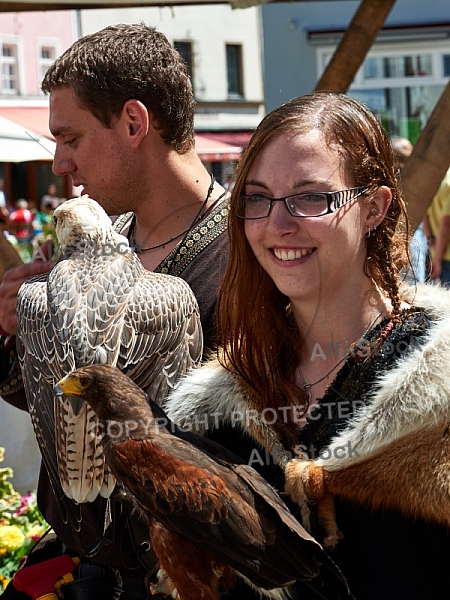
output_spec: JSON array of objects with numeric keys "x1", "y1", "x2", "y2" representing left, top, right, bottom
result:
[{"x1": 237, "y1": 186, "x2": 370, "y2": 220}]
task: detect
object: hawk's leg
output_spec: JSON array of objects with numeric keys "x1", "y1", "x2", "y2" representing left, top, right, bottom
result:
[{"x1": 148, "y1": 520, "x2": 231, "y2": 600}]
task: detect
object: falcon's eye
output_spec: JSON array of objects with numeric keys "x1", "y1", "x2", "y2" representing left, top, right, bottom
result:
[{"x1": 79, "y1": 377, "x2": 90, "y2": 388}]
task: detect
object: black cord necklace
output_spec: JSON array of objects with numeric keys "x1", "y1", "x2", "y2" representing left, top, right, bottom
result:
[
  {"x1": 129, "y1": 174, "x2": 216, "y2": 254},
  {"x1": 298, "y1": 309, "x2": 384, "y2": 405}
]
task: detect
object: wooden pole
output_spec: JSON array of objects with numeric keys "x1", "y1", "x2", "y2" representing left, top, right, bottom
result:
[
  {"x1": 400, "y1": 79, "x2": 450, "y2": 229},
  {"x1": 315, "y1": 0, "x2": 396, "y2": 93},
  {"x1": 313, "y1": 0, "x2": 449, "y2": 229}
]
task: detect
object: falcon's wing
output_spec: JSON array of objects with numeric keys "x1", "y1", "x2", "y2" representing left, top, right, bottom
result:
[
  {"x1": 17, "y1": 273, "x2": 88, "y2": 535},
  {"x1": 114, "y1": 258, "x2": 202, "y2": 400},
  {"x1": 17, "y1": 250, "x2": 202, "y2": 511}
]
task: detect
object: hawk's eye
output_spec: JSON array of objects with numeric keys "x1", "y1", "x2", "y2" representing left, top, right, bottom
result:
[{"x1": 79, "y1": 377, "x2": 90, "y2": 387}]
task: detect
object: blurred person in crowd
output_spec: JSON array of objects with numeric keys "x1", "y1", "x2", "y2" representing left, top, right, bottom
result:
[
  {"x1": 40, "y1": 183, "x2": 60, "y2": 210},
  {"x1": 8, "y1": 199, "x2": 35, "y2": 244},
  {"x1": 391, "y1": 136, "x2": 428, "y2": 283},
  {"x1": 424, "y1": 168, "x2": 450, "y2": 286}
]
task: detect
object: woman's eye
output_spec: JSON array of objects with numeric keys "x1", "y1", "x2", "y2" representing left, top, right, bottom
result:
[
  {"x1": 247, "y1": 195, "x2": 267, "y2": 203},
  {"x1": 303, "y1": 193, "x2": 326, "y2": 203}
]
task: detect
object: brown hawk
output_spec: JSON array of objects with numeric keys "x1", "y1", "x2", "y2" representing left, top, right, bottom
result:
[{"x1": 54, "y1": 364, "x2": 352, "y2": 600}]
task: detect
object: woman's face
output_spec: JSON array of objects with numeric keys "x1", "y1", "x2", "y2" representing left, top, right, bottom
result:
[{"x1": 243, "y1": 129, "x2": 373, "y2": 307}]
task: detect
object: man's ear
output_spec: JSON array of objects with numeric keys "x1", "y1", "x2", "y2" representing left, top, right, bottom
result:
[
  {"x1": 122, "y1": 100, "x2": 149, "y2": 148},
  {"x1": 366, "y1": 185, "x2": 392, "y2": 231}
]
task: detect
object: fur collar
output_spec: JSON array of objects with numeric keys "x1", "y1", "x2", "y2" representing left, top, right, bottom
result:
[
  {"x1": 167, "y1": 283, "x2": 450, "y2": 462},
  {"x1": 166, "y1": 283, "x2": 450, "y2": 530},
  {"x1": 165, "y1": 356, "x2": 286, "y2": 460}
]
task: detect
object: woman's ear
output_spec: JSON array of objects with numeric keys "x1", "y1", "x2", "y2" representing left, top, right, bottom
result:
[
  {"x1": 122, "y1": 100, "x2": 149, "y2": 148},
  {"x1": 366, "y1": 185, "x2": 392, "y2": 232}
]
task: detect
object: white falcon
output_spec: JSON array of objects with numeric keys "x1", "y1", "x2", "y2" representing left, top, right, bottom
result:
[{"x1": 16, "y1": 196, "x2": 202, "y2": 525}]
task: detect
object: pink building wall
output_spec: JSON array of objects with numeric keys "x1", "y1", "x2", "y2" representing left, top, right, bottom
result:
[{"x1": 0, "y1": 11, "x2": 76, "y2": 96}]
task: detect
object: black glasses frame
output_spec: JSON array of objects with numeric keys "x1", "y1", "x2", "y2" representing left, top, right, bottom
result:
[{"x1": 237, "y1": 186, "x2": 370, "y2": 219}]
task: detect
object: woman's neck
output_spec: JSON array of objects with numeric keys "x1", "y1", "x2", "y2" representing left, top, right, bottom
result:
[
  {"x1": 292, "y1": 284, "x2": 388, "y2": 369},
  {"x1": 289, "y1": 287, "x2": 388, "y2": 416}
]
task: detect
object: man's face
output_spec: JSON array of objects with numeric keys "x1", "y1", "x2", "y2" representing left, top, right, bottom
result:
[{"x1": 49, "y1": 86, "x2": 134, "y2": 215}]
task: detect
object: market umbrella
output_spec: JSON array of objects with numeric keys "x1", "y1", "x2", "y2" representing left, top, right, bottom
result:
[{"x1": 0, "y1": 115, "x2": 55, "y2": 163}]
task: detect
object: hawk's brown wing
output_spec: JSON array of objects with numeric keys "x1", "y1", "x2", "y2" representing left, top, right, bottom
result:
[{"x1": 100, "y1": 394, "x2": 351, "y2": 598}]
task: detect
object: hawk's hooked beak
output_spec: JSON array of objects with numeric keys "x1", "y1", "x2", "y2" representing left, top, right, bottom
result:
[
  {"x1": 53, "y1": 375, "x2": 83, "y2": 398},
  {"x1": 53, "y1": 375, "x2": 86, "y2": 416}
]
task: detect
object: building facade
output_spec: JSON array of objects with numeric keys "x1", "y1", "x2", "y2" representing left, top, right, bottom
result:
[
  {"x1": 0, "y1": 9, "x2": 77, "y2": 207},
  {"x1": 79, "y1": 3, "x2": 264, "y2": 183},
  {"x1": 261, "y1": 0, "x2": 450, "y2": 143}
]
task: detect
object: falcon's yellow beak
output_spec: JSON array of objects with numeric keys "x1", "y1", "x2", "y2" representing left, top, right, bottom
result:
[{"x1": 53, "y1": 374, "x2": 84, "y2": 398}]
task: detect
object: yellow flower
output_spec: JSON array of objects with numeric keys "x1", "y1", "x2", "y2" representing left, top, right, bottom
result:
[
  {"x1": 26, "y1": 524, "x2": 45, "y2": 541},
  {"x1": 0, "y1": 525, "x2": 25, "y2": 552},
  {"x1": 0, "y1": 574, "x2": 10, "y2": 590}
]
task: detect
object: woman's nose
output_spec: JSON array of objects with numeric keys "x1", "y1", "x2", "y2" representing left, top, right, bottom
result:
[{"x1": 266, "y1": 200, "x2": 299, "y2": 233}]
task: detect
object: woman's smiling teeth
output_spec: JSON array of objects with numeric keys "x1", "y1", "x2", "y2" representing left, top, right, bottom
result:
[{"x1": 273, "y1": 248, "x2": 314, "y2": 261}]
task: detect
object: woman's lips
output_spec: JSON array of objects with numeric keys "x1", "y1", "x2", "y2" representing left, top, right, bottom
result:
[{"x1": 273, "y1": 248, "x2": 315, "y2": 261}]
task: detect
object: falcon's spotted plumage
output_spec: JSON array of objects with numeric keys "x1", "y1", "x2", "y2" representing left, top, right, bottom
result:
[
  {"x1": 55, "y1": 364, "x2": 352, "y2": 600},
  {"x1": 16, "y1": 196, "x2": 202, "y2": 530}
]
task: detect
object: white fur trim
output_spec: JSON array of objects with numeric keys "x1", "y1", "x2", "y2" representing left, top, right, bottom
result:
[
  {"x1": 166, "y1": 283, "x2": 450, "y2": 475},
  {"x1": 166, "y1": 362, "x2": 249, "y2": 435}
]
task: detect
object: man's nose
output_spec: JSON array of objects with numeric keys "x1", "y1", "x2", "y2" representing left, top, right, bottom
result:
[{"x1": 52, "y1": 146, "x2": 75, "y2": 177}]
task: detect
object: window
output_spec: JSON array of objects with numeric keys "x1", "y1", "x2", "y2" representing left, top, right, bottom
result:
[
  {"x1": 319, "y1": 44, "x2": 448, "y2": 144},
  {"x1": 443, "y1": 54, "x2": 450, "y2": 77},
  {"x1": 38, "y1": 45, "x2": 57, "y2": 84},
  {"x1": 1, "y1": 43, "x2": 19, "y2": 95},
  {"x1": 174, "y1": 41, "x2": 194, "y2": 86},
  {"x1": 363, "y1": 54, "x2": 433, "y2": 79},
  {"x1": 226, "y1": 44, "x2": 243, "y2": 99}
]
